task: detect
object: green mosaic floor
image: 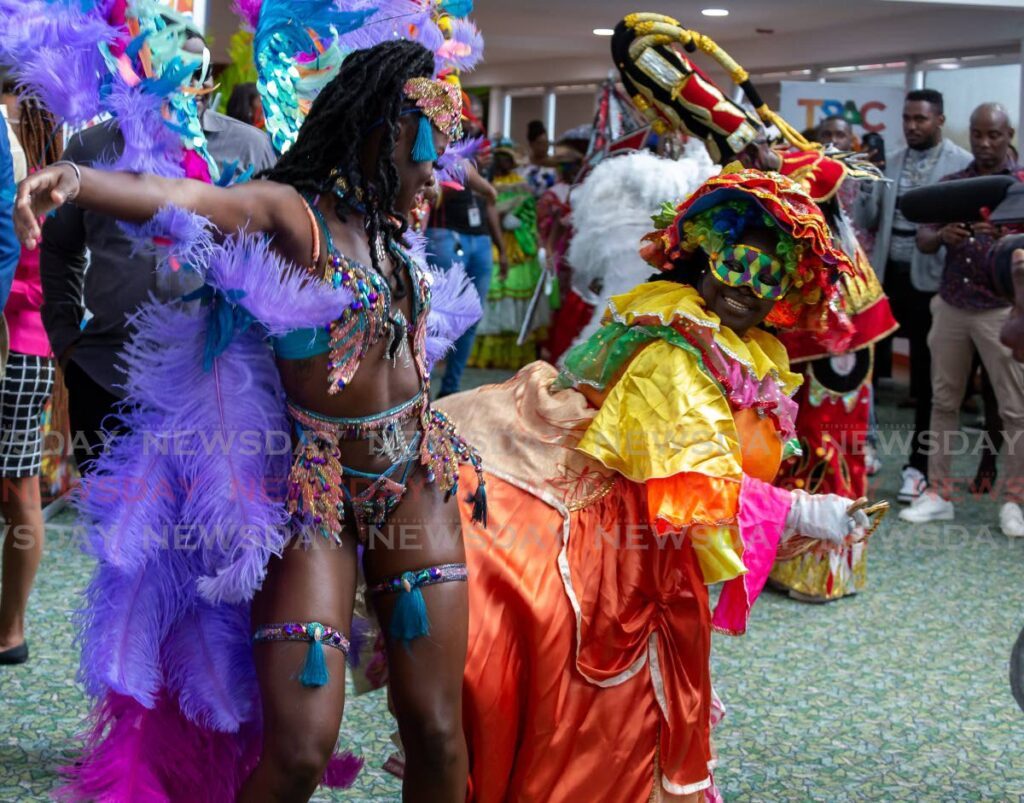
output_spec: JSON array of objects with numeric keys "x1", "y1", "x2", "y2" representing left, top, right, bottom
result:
[{"x1": 1, "y1": 373, "x2": 1023, "y2": 801}]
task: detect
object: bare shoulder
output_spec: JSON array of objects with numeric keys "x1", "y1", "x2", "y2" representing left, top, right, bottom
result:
[{"x1": 227, "y1": 180, "x2": 314, "y2": 266}]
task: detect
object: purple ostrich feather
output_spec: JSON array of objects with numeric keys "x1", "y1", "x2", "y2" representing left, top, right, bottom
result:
[{"x1": 423, "y1": 261, "x2": 482, "y2": 369}]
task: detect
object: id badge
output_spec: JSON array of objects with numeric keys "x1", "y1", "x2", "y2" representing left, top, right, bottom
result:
[{"x1": 467, "y1": 207, "x2": 482, "y2": 228}]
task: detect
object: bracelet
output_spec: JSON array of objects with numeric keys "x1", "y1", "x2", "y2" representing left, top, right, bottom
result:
[{"x1": 51, "y1": 160, "x2": 81, "y2": 199}]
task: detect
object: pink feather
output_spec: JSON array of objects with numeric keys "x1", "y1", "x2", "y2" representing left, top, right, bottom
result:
[
  {"x1": 58, "y1": 693, "x2": 261, "y2": 803},
  {"x1": 232, "y1": 0, "x2": 263, "y2": 29},
  {"x1": 322, "y1": 751, "x2": 364, "y2": 788}
]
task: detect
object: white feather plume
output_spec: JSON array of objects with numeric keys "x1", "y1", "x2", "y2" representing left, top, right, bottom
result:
[{"x1": 564, "y1": 143, "x2": 719, "y2": 354}]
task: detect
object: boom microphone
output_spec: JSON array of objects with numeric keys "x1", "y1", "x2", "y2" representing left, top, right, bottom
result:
[{"x1": 898, "y1": 175, "x2": 1016, "y2": 224}]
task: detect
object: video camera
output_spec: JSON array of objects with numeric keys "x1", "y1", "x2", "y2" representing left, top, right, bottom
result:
[{"x1": 900, "y1": 175, "x2": 1024, "y2": 300}]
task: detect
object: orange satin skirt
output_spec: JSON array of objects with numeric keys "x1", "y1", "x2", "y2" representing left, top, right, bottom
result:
[{"x1": 457, "y1": 468, "x2": 713, "y2": 802}]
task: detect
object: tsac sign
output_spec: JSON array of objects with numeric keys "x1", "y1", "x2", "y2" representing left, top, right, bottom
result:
[{"x1": 779, "y1": 81, "x2": 907, "y2": 148}]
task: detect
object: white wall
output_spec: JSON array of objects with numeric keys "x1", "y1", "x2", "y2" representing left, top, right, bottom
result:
[
  {"x1": 922, "y1": 64, "x2": 1021, "y2": 149},
  {"x1": 552, "y1": 91, "x2": 597, "y2": 137}
]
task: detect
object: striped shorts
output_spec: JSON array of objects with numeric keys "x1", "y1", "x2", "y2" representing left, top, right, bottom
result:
[{"x1": 0, "y1": 352, "x2": 56, "y2": 478}]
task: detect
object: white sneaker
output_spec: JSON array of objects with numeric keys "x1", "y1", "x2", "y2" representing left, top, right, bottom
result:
[
  {"x1": 1000, "y1": 503, "x2": 1024, "y2": 538},
  {"x1": 865, "y1": 444, "x2": 882, "y2": 477},
  {"x1": 897, "y1": 466, "x2": 927, "y2": 504},
  {"x1": 899, "y1": 491, "x2": 955, "y2": 523}
]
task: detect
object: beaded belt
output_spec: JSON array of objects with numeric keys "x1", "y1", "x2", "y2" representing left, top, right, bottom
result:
[{"x1": 287, "y1": 391, "x2": 425, "y2": 441}]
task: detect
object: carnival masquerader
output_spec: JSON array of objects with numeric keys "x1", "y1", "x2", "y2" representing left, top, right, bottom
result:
[
  {"x1": 469, "y1": 140, "x2": 553, "y2": 369},
  {"x1": 16, "y1": 40, "x2": 486, "y2": 803},
  {"x1": 537, "y1": 125, "x2": 590, "y2": 363},
  {"x1": 610, "y1": 12, "x2": 897, "y2": 602},
  {"x1": 439, "y1": 167, "x2": 881, "y2": 802}
]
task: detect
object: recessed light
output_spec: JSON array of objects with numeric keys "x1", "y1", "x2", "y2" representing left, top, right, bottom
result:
[
  {"x1": 593, "y1": 27, "x2": 614, "y2": 36},
  {"x1": 702, "y1": 8, "x2": 729, "y2": 16},
  {"x1": 937, "y1": 62, "x2": 960, "y2": 70}
]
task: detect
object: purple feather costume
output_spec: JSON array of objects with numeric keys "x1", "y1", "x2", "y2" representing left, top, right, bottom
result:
[
  {"x1": 0, "y1": 1, "x2": 486, "y2": 797},
  {"x1": 58, "y1": 206, "x2": 481, "y2": 800}
]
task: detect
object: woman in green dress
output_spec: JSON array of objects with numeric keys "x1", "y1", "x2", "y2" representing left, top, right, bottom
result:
[{"x1": 469, "y1": 142, "x2": 555, "y2": 368}]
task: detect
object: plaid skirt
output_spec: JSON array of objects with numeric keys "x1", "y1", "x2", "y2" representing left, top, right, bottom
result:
[{"x1": 0, "y1": 352, "x2": 56, "y2": 478}]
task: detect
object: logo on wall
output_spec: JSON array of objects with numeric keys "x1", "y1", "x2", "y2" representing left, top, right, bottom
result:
[
  {"x1": 795, "y1": 98, "x2": 887, "y2": 133},
  {"x1": 780, "y1": 81, "x2": 907, "y2": 147}
]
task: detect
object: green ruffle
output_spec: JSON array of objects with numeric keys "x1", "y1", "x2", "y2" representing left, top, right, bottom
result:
[{"x1": 557, "y1": 322, "x2": 724, "y2": 398}]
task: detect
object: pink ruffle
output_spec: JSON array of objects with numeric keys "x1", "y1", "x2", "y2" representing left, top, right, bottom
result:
[
  {"x1": 720, "y1": 353, "x2": 798, "y2": 440},
  {"x1": 711, "y1": 475, "x2": 792, "y2": 635}
]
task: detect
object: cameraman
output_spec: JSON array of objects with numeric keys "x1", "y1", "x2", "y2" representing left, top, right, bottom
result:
[{"x1": 900, "y1": 103, "x2": 1024, "y2": 535}]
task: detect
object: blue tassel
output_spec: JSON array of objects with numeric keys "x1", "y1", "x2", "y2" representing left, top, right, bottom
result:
[
  {"x1": 299, "y1": 622, "x2": 330, "y2": 687},
  {"x1": 390, "y1": 572, "x2": 430, "y2": 644},
  {"x1": 411, "y1": 114, "x2": 439, "y2": 163}
]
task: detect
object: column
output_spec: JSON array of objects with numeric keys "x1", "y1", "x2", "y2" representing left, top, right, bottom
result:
[
  {"x1": 545, "y1": 89, "x2": 557, "y2": 149},
  {"x1": 487, "y1": 87, "x2": 505, "y2": 139},
  {"x1": 1019, "y1": 38, "x2": 1024, "y2": 142}
]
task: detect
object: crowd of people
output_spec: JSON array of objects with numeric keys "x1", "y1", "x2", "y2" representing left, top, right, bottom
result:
[{"x1": 1, "y1": 3, "x2": 1024, "y2": 802}]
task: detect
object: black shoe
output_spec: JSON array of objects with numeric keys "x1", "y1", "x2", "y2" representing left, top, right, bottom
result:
[{"x1": 0, "y1": 642, "x2": 28, "y2": 665}]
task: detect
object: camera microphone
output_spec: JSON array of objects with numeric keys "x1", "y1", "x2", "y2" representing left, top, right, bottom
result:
[{"x1": 898, "y1": 175, "x2": 1017, "y2": 225}]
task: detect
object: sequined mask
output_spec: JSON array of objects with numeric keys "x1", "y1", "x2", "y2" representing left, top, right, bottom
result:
[{"x1": 708, "y1": 243, "x2": 791, "y2": 301}]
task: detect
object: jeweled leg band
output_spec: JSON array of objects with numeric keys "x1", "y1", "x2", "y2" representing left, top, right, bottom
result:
[
  {"x1": 253, "y1": 621, "x2": 350, "y2": 688},
  {"x1": 369, "y1": 563, "x2": 469, "y2": 644},
  {"x1": 369, "y1": 562, "x2": 469, "y2": 594}
]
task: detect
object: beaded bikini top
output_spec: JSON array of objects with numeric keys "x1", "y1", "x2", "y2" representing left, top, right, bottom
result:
[{"x1": 294, "y1": 199, "x2": 432, "y2": 395}]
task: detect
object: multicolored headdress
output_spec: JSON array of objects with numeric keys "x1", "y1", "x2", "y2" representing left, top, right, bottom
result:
[
  {"x1": 612, "y1": 13, "x2": 762, "y2": 163},
  {"x1": 612, "y1": 12, "x2": 882, "y2": 197},
  {"x1": 0, "y1": 0, "x2": 225, "y2": 181},
  {"x1": 238, "y1": 0, "x2": 484, "y2": 155},
  {"x1": 640, "y1": 166, "x2": 856, "y2": 350}
]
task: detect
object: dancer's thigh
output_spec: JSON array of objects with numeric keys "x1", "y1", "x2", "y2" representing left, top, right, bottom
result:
[
  {"x1": 362, "y1": 479, "x2": 468, "y2": 735},
  {"x1": 251, "y1": 536, "x2": 359, "y2": 754}
]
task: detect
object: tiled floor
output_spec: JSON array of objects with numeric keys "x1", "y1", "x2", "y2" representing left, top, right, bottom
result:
[{"x1": 2, "y1": 372, "x2": 1023, "y2": 801}]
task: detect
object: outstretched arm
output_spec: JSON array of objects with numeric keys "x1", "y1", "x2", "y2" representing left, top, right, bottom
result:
[{"x1": 15, "y1": 164, "x2": 313, "y2": 265}]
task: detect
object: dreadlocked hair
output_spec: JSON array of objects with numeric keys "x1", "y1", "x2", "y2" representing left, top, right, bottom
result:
[
  {"x1": 16, "y1": 95, "x2": 63, "y2": 171},
  {"x1": 261, "y1": 40, "x2": 435, "y2": 298}
]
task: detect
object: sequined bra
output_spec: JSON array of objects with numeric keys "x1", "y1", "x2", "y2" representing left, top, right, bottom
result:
[{"x1": 272, "y1": 198, "x2": 430, "y2": 393}]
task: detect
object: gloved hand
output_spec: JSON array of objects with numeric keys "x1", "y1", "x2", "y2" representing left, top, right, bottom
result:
[
  {"x1": 502, "y1": 212, "x2": 523, "y2": 231},
  {"x1": 783, "y1": 490, "x2": 870, "y2": 545}
]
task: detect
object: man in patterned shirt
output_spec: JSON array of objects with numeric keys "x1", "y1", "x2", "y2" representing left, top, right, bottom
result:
[{"x1": 900, "y1": 102, "x2": 1024, "y2": 536}]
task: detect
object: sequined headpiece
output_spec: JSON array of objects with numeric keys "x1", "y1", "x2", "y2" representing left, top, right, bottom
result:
[{"x1": 404, "y1": 77, "x2": 464, "y2": 140}]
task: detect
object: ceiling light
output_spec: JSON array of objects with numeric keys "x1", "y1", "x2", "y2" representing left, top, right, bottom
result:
[
  {"x1": 593, "y1": 27, "x2": 614, "y2": 36},
  {"x1": 702, "y1": 8, "x2": 729, "y2": 16},
  {"x1": 937, "y1": 62, "x2": 961, "y2": 69}
]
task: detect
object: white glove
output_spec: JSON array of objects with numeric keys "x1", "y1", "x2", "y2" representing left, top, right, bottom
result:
[
  {"x1": 502, "y1": 212, "x2": 523, "y2": 231},
  {"x1": 783, "y1": 490, "x2": 870, "y2": 545}
]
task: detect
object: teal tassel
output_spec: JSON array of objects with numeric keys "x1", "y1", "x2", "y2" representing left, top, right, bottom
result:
[
  {"x1": 390, "y1": 571, "x2": 430, "y2": 643},
  {"x1": 299, "y1": 623, "x2": 330, "y2": 687},
  {"x1": 411, "y1": 114, "x2": 439, "y2": 163}
]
